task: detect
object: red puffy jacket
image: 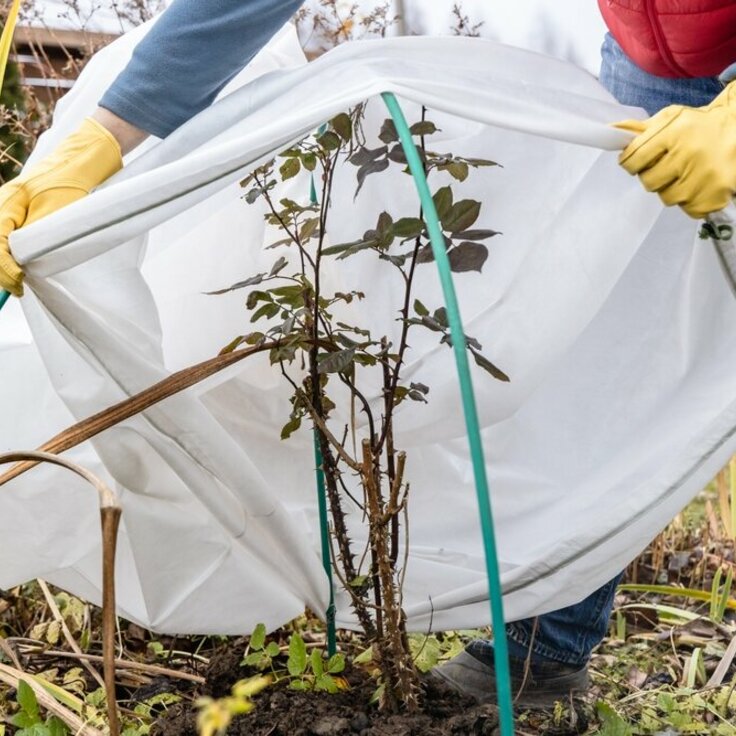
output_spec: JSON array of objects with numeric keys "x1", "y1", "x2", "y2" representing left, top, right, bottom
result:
[{"x1": 599, "y1": 0, "x2": 736, "y2": 78}]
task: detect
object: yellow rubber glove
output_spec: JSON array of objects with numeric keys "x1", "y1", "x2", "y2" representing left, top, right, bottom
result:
[
  {"x1": 616, "y1": 82, "x2": 736, "y2": 219},
  {"x1": 0, "y1": 117, "x2": 122, "y2": 296}
]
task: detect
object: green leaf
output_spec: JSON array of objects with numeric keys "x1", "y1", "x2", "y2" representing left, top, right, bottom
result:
[
  {"x1": 410, "y1": 121, "x2": 439, "y2": 137},
  {"x1": 376, "y1": 211, "x2": 394, "y2": 237},
  {"x1": 444, "y1": 161, "x2": 469, "y2": 182},
  {"x1": 301, "y1": 152, "x2": 317, "y2": 171},
  {"x1": 353, "y1": 646, "x2": 374, "y2": 666},
  {"x1": 270, "y1": 256, "x2": 288, "y2": 277},
  {"x1": 287, "y1": 633, "x2": 307, "y2": 677},
  {"x1": 17, "y1": 681, "x2": 39, "y2": 721},
  {"x1": 45, "y1": 718, "x2": 68, "y2": 736},
  {"x1": 596, "y1": 703, "x2": 633, "y2": 736},
  {"x1": 322, "y1": 238, "x2": 377, "y2": 258},
  {"x1": 300, "y1": 217, "x2": 320, "y2": 241},
  {"x1": 432, "y1": 186, "x2": 453, "y2": 221},
  {"x1": 265, "y1": 642, "x2": 281, "y2": 658},
  {"x1": 433, "y1": 307, "x2": 448, "y2": 327},
  {"x1": 219, "y1": 335, "x2": 246, "y2": 355},
  {"x1": 471, "y1": 350, "x2": 510, "y2": 382},
  {"x1": 413, "y1": 299, "x2": 429, "y2": 317},
  {"x1": 310, "y1": 649, "x2": 324, "y2": 677},
  {"x1": 369, "y1": 683, "x2": 385, "y2": 705},
  {"x1": 465, "y1": 157, "x2": 499, "y2": 167},
  {"x1": 326, "y1": 653, "x2": 345, "y2": 674},
  {"x1": 415, "y1": 245, "x2": 434, "y2": 264},
  {"x1": 250, "y1": 302, "x2": 280, "y2": 323},
  {"x1": 420, "y1": 315, "x2": 444, "y2": 333},
  {"x1": 379, "y1": 119, "x2": 398, "y2": 144},
  {"x1": 411, "y1": 635, "x2": 441, "y2": 673},
  {"x1": 289, "y1": 680, "x2": 308, "y2": 691},
  {"x1": 356, "y1": 157, "x2": 389, "y2": 196},
  {"x1": 387, "y1": 145, "x2": 407, "y2": 164},
  {"x1": 393, "y1": 217, "x2": 424, "y2": 238},
  {"x1": 280, "y1": 415, "x2": 302, "y2": 440},
  {"x1": 317, "y1": 348, "x2": 355, "y2": 375},
  {"x1": 454, "y1": 229, "x2": 499, "y2": 241},
  {"x1": 448, "y1": 242, "x2": 489, "y2": 273},
  {"x1": 349, "y1": 146, "x2": 386, "y2": 167},
  {"x1": 315, "y1": 674, "x2": 338, "y2": 693},
  {"x1": 442, "y1": 199, "x2": 481, "y2": 233},
  {"x1": 317, "y1": 131, "x2": 341, "y2": 151},
  {"x1": 331, "y1": 113, "x2": 352, "y2": 142},
  {"x1": 206, "y1": 273, "x2": 265, "y2": 295},
  {"x1": 279, "y1": 158, "x2": 301, "y2": 181},
  {"x1": 11, "y1": 713, "x2": 36, "y2": 729},
  {"x1": 250, "y1": 623, "x2": 266, "y2": 651},
  {"x1": 242, "y1": 652, "x2": 267, "y2": 667}
]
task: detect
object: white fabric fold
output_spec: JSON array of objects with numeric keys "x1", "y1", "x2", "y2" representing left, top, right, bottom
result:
[{"x1": 1, "y1": 7, "x2": 732, "y2": 634}]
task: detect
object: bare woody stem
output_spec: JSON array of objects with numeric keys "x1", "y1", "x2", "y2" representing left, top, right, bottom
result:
[
  {"x1": 361, "y1": 440, "x2": 419, "y2": 711},
  {"x1": 0, "y1": 452, "x2": 122, "y2": 736}
]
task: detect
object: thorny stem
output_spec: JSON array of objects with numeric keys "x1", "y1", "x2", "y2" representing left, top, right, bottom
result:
[
  {"x1": 362, "y1": 440, "x2": 420, "y2": 711},
  {"x1": 311, "y1": 146, "x2": 380, "y2": 639},
  {"x1": 381, "y1": 337, "x2": 399, "y2": 564}
]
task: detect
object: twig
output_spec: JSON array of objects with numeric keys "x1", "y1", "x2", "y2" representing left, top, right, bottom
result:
[
  {"x1": 36, "y1": 579, "x2": 105, "y2": 690},
  {"x1": 706, "y1": 632, "x2": 736, "y2": 687},
  {"x1": 27, "y1": 649, "x2": 205, "y2": 684},
  {"x1": 0, "y1": 637, "x2": 22, "y2": 670},
  {"x1": 0, "y1": 341, "x2": 276, "y2": 486},
  {"x1": 296, "y1": 388, "x2": 361, "y2": 471}
]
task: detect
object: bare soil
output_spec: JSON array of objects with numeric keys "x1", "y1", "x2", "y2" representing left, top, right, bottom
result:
[{"x1": 151, "y1": 639, "x2": 504, "y2": 736}]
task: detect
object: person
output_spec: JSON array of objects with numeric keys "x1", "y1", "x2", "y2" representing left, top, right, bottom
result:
[
  {"x1": 1, "y1": 0, "x2": 734, "y2": 706},
  {"x1": 435, "y1": 0, "x2": 736, "y2": 705}
]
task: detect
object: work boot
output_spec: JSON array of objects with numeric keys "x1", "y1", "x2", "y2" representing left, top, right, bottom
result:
[{"x1": 432, "y1": 640, "x2": 589, "y2": 708}]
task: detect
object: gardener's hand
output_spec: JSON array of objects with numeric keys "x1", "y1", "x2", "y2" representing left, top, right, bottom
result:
[
  {"x1": 614, "y1": 82, "x2": 736, "y2": 219},
  {"x1": 0, "y1": 116, "x2": 123, "y2": 297}
]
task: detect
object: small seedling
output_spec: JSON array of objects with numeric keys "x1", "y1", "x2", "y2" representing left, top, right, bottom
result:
[
  {"x1": 287, "y1": 633, "x2": 346, "y2": 693},
  {"x1": 241, "y1": 623, "x2": 282, "y2": 671},
  {"x1": 11, "y1": 680, "x2": 69, "y2": 736}
]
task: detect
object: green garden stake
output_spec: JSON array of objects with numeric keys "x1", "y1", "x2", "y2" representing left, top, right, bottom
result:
[
  {"x1": 309, "y1": 140, "x2": 337, "y2": 657},
  {"x1": 0, "y1": 289, "x2": 9, "y2": 312},
  {"x1": 382, "y1": 91, "x2": 515, "y2": 736},
  {"x1": 313, "y1": 433, "x2": 337, "y2": 657}
]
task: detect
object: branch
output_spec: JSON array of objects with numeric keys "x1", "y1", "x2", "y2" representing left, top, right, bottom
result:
[{"x1": 0, "y1": 340, "x2": 277, "y2": 486}]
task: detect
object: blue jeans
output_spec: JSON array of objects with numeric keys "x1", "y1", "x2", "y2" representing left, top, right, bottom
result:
[
  {"x1": 599, "y1": 32, "x2": 722, "y2": 115},
  {"x1": 488, "y1": 34, "x2": 724, "y2": 669}
]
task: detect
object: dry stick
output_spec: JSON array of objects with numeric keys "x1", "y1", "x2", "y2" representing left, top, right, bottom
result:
[
  {"x1": 706, "y1": 632, "x2": 736, "y2": 688},
  {"x1": 0, "y1": 341, "x2": 277, "y2": 488},
  {"x1": 0, "y1": 452, "x2": 121, "y2": 736},
  {"x1": 36, "y1": 579, "x2": 106, "y2": 691},
  {"x1": 0, "y1": 636, "x2": 22, "y2": 669},
  {"x1": 362, "y1": 440, "x2": 419, "y2": 711},
  {"x1": 0, "y1": 662, "x2": 103, "y2": 736},
  {"x1": 27, "y1": 649, "x2": 206, "y2": 684}
]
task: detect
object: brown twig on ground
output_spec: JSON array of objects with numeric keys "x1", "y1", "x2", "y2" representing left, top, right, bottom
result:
[
  {"x1": 36, "y1": 579, "x2": 105, "y2": 691},
  {"x1": 26, "y1": 648, "x2": 206, "y2": 684}
]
